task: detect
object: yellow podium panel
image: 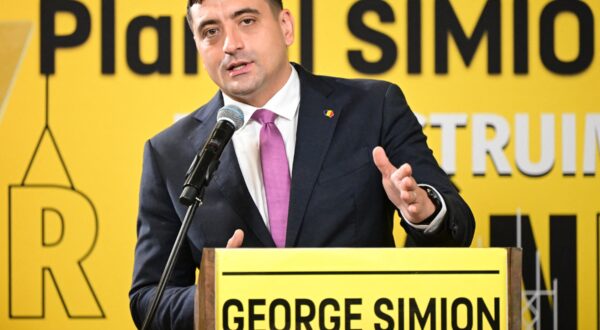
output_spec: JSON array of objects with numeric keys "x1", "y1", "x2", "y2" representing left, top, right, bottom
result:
[{"x1": 200, "y1": 248, "x2": 520, "y2": 330}]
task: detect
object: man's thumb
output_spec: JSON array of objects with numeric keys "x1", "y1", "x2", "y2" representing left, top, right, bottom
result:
[
  {"x1": 372, "y1": 146, "x2": 395, "y2": 177},
  {"x1": 226, "y1": 229, "x2": 244, "y2": 248}
]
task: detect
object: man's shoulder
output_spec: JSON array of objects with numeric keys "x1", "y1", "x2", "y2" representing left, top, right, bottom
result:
[
  {"x1": 306, "y1": 72, "x2": 406, "y2": 107},
  {"x1": 145, "y1": 103, "x2": 215, "y2": 157},
  {"x1": 302, "y1": 69, "x2": 401, "y2": 99},
  {"x1": 148, "y1": 91, "x2": 221, "y2": 145},
  {"x1": 149, "y1": 108, "x2": 194, "y2": 142},
  {"x1": 322, "y1": 74, "x2": 394, "y2": 89}
]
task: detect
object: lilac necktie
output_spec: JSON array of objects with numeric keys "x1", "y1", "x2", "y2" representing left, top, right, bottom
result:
[{"x1": 252, "y1": 109, "x2": 290, "y2": 247}]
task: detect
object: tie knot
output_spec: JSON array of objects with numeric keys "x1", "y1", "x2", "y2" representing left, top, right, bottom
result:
[{"x1": 252, "y1": 109, "x2": 277, "y2": 125}]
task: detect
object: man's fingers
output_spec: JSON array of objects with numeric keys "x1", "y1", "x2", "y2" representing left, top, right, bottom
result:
[
  {"x1": 391, "y1": 164, "x2": 416, "y2": 191},
  {"x1": 401, "y1": 189, "x2": 417, "y2": 205},
  {"x1": 407, "y1": 203, "x2": 419, "y2": 214},
  {"x1": 397, "y1": 163, "x2": 413, "y2": 180},
  {"x1": 399, "y1": 175, "x2": 417, "y2": 192},
  {"x1": 373, "y1": 148, "x2": 425, "y2": 219},
  {"x1": 372, "y1": 147, "x2": 396, "y2": 178},
  {"x1": 226, "y1": 229, "x2": 244, "y2": 248}
]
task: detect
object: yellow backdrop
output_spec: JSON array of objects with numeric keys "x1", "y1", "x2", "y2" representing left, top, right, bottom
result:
[{"x1": 1, "y1": 0, "x2": 598, "y2": 329}]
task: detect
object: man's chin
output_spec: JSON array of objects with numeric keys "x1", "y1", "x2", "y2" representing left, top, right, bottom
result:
[{"x1": 223, "y1": 83, "x2": 258, "y2": 98}]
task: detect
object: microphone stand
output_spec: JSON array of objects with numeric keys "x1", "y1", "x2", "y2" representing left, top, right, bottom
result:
[{"x1": 141, "y1": 159, "x2": 218, "y2": 330}]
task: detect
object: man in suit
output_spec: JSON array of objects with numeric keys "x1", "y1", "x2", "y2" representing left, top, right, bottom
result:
[{"x1": 130, "y1": 0, "x2": 475, "y2": 328}]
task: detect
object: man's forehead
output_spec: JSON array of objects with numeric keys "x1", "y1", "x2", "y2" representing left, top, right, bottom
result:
[
  {"x1": 191, "y1": 0, "x2": 268, "y2": 22},
  {"x1": 191, "y1": 0, "x2": 266, "y2": 13}
]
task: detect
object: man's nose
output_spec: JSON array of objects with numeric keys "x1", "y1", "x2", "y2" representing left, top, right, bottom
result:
[{"x1": 223, "y1": 28, "x2": 243, "y2": 54}]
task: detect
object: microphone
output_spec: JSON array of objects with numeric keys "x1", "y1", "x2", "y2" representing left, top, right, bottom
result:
[{"x1": 179, "y1": 105, "x2": 244, "y2": 206}]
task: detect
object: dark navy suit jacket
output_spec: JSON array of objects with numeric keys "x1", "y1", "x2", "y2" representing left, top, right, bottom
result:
[{"x1": 129, "y1": 65, "x2": 475, "y2": 329}]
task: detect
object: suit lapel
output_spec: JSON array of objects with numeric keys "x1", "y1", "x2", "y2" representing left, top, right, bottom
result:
[
  {"x1": 190, "y1": 93, "x2": 275, "y2": 247},
  {"x1": 286, "y1": 65, "x2": 339, "y2": 246}
]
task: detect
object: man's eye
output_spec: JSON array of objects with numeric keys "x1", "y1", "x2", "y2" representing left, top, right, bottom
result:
[
  {"x1": 241, "y1": 18, "x2": 255, "y2": 26},
  {"x1": 203, "y1": 28, "x2": 218, "y2": 38}
]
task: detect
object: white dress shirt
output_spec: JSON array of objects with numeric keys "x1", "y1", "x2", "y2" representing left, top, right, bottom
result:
[{"x1": 223, "y1": 66, "x2": 300, "y2": 228}]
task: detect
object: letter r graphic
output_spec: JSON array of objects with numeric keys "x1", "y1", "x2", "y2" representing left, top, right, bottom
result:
[{"x1": 8, "y1": 185, "x2": 104, "y2": 318}]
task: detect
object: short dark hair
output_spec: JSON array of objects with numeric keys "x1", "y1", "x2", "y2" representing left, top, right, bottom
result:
[{"x1": 186, "y1": 0, "x2": 283, "y2": 28}]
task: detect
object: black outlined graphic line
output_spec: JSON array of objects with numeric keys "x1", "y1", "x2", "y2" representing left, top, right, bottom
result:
[
  {"x1": 20, "y1": 75, "x2": 75, "y2": 189},
  {"x1": 223, "y1": 270, "x2": 500, "y2": 276},
  {"x1": 301, "y1": 0, "x2": 313, "y2": 71},
  {"x1": 9, "y1": 73, "x2": 104, "y2": 318}
]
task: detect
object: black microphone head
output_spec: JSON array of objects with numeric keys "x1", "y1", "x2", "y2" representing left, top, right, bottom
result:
[{"x1": 217, "y1": 105, "x2": 244, "y2": 130}]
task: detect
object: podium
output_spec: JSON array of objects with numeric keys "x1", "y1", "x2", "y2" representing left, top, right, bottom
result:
[{"x1": 196, "y1": 248, "x2": 521, "y2": 329}]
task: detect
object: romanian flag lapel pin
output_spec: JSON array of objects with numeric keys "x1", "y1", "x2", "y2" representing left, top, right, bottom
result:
[{"x1": 323, "y1": 109, "x2": 335, "y2": 118}]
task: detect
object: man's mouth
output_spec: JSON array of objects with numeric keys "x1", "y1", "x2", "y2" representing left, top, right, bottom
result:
[{"x1": 226, "y1": 61, "x2": 252, "y2": 76}]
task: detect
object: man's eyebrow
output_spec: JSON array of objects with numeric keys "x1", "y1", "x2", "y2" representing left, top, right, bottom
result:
[
  {"x1": 197, "y1": 18, "x2": 218, "y2": 33},
  {"x1": 196, "y1": 8, "x2": 260, "y2": 33},
  {"x1": 231, "y1": 7, "x2": 260, "y2": 19}
]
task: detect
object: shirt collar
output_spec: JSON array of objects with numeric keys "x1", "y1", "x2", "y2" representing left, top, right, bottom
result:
[{"x1": 222, "y1": 64, "x2": 300, "y2": 127}]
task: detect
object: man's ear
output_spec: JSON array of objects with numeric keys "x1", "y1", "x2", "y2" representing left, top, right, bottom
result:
[{"x1": 279, "y1": 9, "x2": 295, "y2": 46}]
